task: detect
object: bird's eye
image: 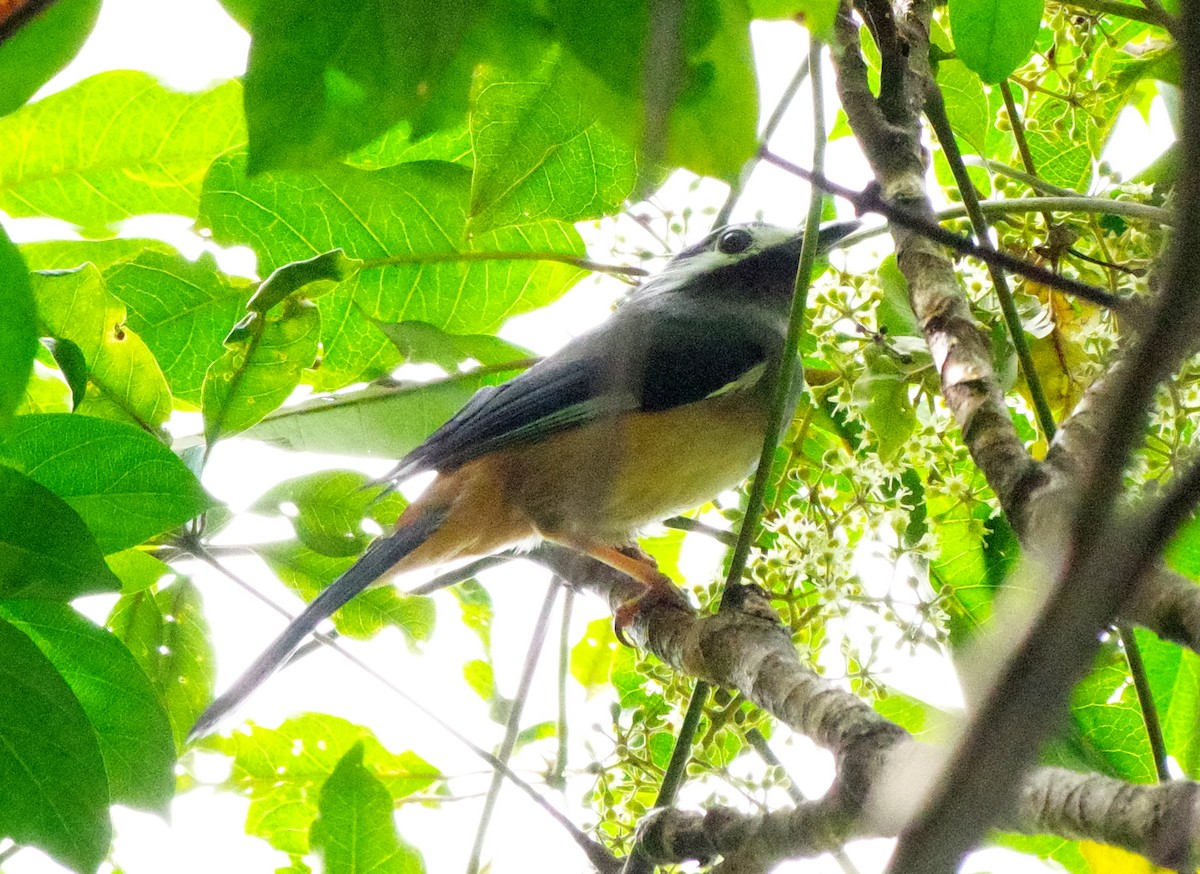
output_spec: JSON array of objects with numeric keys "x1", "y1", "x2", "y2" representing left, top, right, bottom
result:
[{"x1": 716, "y1": 228, "x2": 754, "y2": 255}]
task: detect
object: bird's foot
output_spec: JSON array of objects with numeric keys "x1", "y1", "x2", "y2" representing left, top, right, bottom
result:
[{"x1": 613, "y1": 570, "x2": 688, "y2": 647}]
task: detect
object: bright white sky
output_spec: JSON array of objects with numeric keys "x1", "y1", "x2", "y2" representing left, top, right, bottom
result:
[{"x1": 2, "y1": 2, "x2": 1174, "y2": 873}]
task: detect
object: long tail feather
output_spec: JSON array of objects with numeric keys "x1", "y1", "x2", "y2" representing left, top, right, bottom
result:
[{"x1": 189, "y1": 508, "x2": 448, "y2": 740}]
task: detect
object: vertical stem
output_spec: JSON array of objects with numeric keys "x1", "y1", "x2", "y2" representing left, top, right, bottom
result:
[{"x1": 466, "y1": 580, "x2": 560, "y2": 874}]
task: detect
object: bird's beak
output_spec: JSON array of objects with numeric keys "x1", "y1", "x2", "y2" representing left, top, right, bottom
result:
[{"x1": 815, "y1": 220, "x2": 861, "y2": 252}]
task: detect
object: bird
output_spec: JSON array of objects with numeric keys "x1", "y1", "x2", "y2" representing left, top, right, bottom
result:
[{"x1": 189, "y1": 220, "x2": 859, "y2": 739}]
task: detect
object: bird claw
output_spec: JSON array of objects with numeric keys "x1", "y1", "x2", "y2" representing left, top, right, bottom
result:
[{"x1": 612, "y1": 573, "x2": 688, "y2": 647}]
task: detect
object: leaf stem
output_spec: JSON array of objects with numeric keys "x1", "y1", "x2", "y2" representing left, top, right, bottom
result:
[
  {"x1": 1117, "y1": 623, "x2": 1172, "y2": 782},
  {"x1": 356, "y1": 250, "x2": 649, "y2": 278}
]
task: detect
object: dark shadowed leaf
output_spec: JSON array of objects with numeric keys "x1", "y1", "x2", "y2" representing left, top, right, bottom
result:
[
  {"x1": 0, "y1": 466, "x2": 120, "y2": 598},
  {"x1": 0, "y1": 223, "x2": 37, "y2": 427},
  {"x1": 0, "y1": 0, "x2": 100, "y2": 118},
  {"x1": 0, "y1": 615, "x2": 110, "y2": 874},
  {"x1": 242, "y1": 0, "x2": 489, "y2": 171},
  {"x1": 0, "y1": 414, "x2": 212, "y2": 554},
  {"x1": 0, "y1": 600, "x2": 175, "y2": 809}
]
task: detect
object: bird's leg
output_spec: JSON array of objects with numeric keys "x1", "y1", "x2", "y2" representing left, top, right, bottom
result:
[{"x1": 569, "y1": 542, "x2": 690, "y2": 646}]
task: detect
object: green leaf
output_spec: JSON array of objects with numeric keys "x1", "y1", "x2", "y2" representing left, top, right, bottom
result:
[
  {"x1": 570, "y1": 616, "x2": 620, "y2": 693},
  {"x1": 103, "y1": 251, "x2": 253, "y2": 406},
  {"x1": 549, "y1": 0, "x2": 758, "y2": 180},
  {"x1": 31, "y1": 266, "x2": 173, "y2": 430},
  {"x1": 244, "y1": 371, "x2": 523, "y2": 458},
  {"x1": 463, "y1": 658, "x2": 497, "y2": 701},
  {"x1": 107, "y1": 576, "x2": 215, "y2": 749},
  {"x1": 948, "y1": 0, "x2": 1044, "y2": 84},
  {"x1": 308, "y1": 286, "x2": 402, "y2": 392},
  {"x1": 202, "y1": 298, "x2": 320, "y2": 444},
  {"x1": 208, "y1": 714, "x2": 438, "y2": 857},
  {"x1": 1166, "y1": 511, "x2": 1200, "y2": 580},
  {"x1": 1133, "y1": 628, "x2": 1200, "y2": 779},
  {"x1": 0, "y1": 414, "x2": 212, "y2": 554},
  {"x1": 256, "y1": 541, "x2": 435, "y2": 644},
  {"x1": 375, "y1": 321, "x2": 532, "y2": 369},
  {"x1": 20, "y1": 238, "x2": 175, "y2": 272},
  {"x1": 936, "y1": 59, "x2": 1000, "y2": 156},
  {"x1": 105, "y1": 548, "x2": 174, "y2": 595},
  {"x1": 242, "y1": 0, "x2": 491, "y2": 171},
  {"x1": 469, "y1": 44, "x2": 640, "y2": 233},
  {"x1": 311, "y1": 742, "x2": 426, "y2": 874},
  {"x1": 199, "y1": 154, "x2": 586, "y2": 334},
  {"x1": 0, "y1": 600, "x2": 175, "y2": 810},
  {"x1": 850, "y1": 353, "x2": 916, "y2": 461},
  {"x1": 748, "y1": 0, "x2": 839, "y2": 34},
  {"x1": 452, "y1": 578, "x2": 494, "y2": 653},
  {"x1": 0, "y1": 72, "x2": 245, "y2": 233},
  {"x1": 0, "y1": 466, "x2": 121, "y2": 598},
  {"x1": 42, "y1": 337, "x2": 88, "y2": 410},
  {"x1": 0, "y1": 615, "x2": 110, "y2": 874},
  {"x1": 346, "y1": 122, "x2": 473, "y2": 171},
  {"x1": 928, "y1": 496, "x2": 992, "y2": 646},
  {"x1": 1070, "y1": 642, "x2": 1157, "y2": 783},
  {"x1": 0, "y1": 223, "x2": 38, "y2": 427},
  {"x1": 253, "y1": 469, "x2": 406, "y2": 557},
  {"x1": 875, "y1": 255, "x2": 921, "y2": 337},
  {"x1": 0, "y1": 0, "x2": 101, "y2": 118}
]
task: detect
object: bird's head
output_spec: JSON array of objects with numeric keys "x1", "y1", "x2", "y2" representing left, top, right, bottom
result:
[{"x1": 635, "y1": 220, "x2": 860, "y2": 311}]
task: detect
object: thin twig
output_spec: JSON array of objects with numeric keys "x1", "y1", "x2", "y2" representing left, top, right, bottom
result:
[
  {"x1": 722, "y1": 46, "x2": 832, "y2": 606},
  {"x1": 1057, "y1": 0, "x2": 1177, "y2": 32},
  {"x1": 926, "y1": 80, "x2": 1058, "y2": 438},
  {"x1": 467, "y1": 580, "x2": 560, "y2": 874},
  {"x1": 760, "y1": 150, "x2": 1132, "y2": 312},
  {"x1": 715, "y1": 53, "x2": 812, "y2": 226},
  {"x1": 662, "y1": 515, "x2": 737, "y2": 546},
  {"x1": 553, "y1": 586, "x2": 574, "y2": 790},
  {"x1": 356, "y1": 250, "x2": 649, "y2": 278},
  {"x1": 1117, "y1": 623, "x2": 1172, "y2": 783}
]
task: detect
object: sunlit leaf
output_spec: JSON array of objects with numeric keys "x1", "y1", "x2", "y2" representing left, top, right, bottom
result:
[
  {"x1": 208, "y1": 714, "x2": 438, "y2": 857},
  {"x1": 104, "y1": 251, "x2": 253, "y2": 406},
  {"x1": 31, "y1": 266, "x2": 172, "y2": 430},
  {"x1": 202, "y1": 298, "x2": 320, "y2": 444},
  {"x1": 0, "y1": 72, "x2": 245, "y2": 232},
  {"x1": 948, "y1": 0, "x2": 1044, "y2": 84},
  {"x1": 0, "y1": 414, "x2": 212, "y2": 554},
  {"x1": 107, "y1": 576, "x2": 215, "y2": 749},
  {"x1": 469, "y1": 44, "x2": 640, "y2": 233}
]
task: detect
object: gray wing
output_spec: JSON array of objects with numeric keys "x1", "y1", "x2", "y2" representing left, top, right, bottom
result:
[{"x1": 384, "y1": 309, "x2": 772, "y2": 481}]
